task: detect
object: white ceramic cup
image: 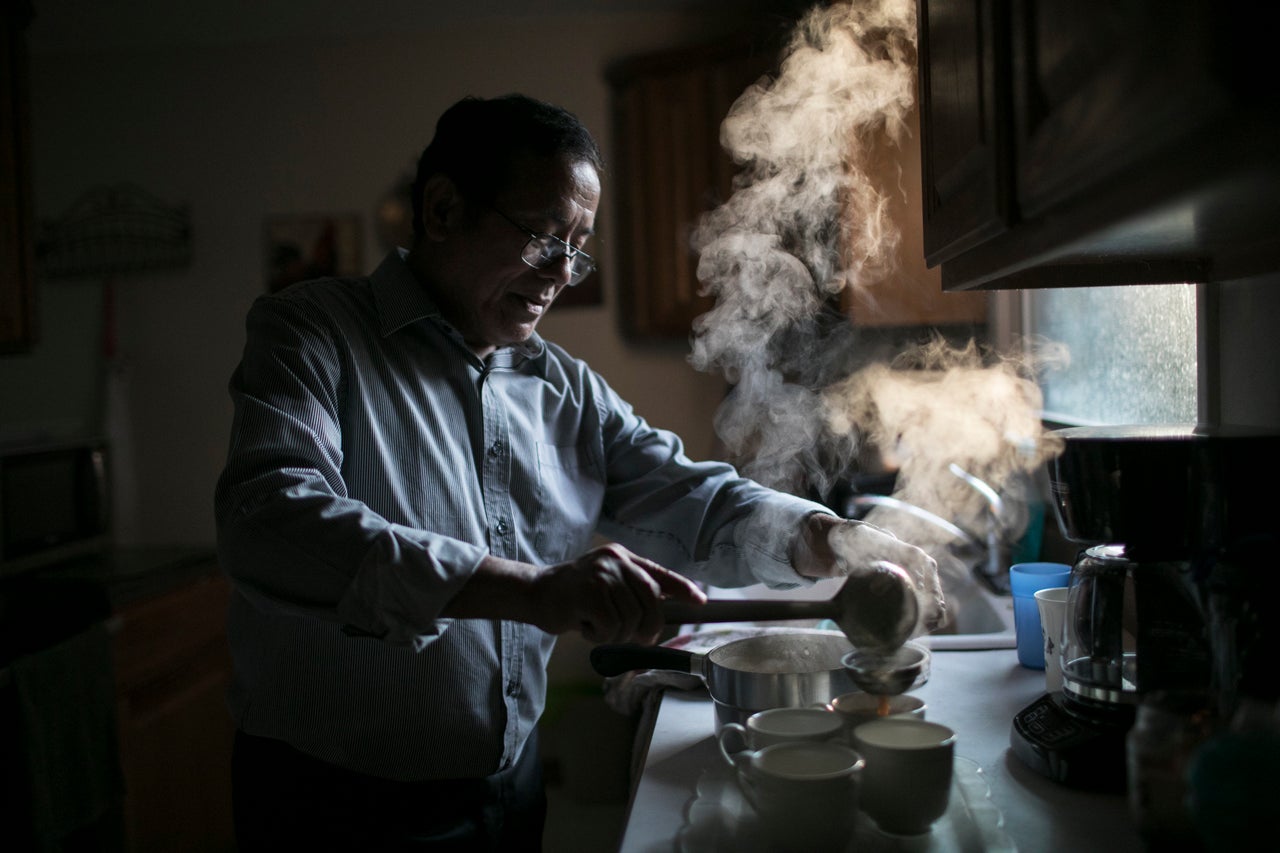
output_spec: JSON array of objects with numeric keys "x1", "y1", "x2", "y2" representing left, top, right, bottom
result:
[
  {"x1": 722, "y1": 739, "x2": 865, "y2": 847},
  {"x1": 717, "y1": 706, "x2": 845, "y2": 766},
  {"x1": 852, "y1": 718, "x2": 956, "y2": 836},
  {"x1": 827, "y1": 692, "x2": 927, "y2": 734},
  {"x1": 1035, "y1": 587, "x2": 1070, "y2": 692}
]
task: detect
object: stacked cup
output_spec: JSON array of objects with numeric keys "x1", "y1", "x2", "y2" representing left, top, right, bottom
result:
[
  {"x1": 717, "y1": 707, "x2": 863, "y2": 848},
  {"x1": 1009, "y1": 562, "x2": 1072, "y2": 669},
  {"x1": 851, "y1": 717, "x2": 957, "y2": 836},
  {"x1": 826, "y1": 692, "x2": 927, "y2": 737},
  {"x1": 720, "y1": 704, "x2": 962, "y2": 840}
]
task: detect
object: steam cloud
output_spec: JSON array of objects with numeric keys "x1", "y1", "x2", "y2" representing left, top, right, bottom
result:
[{"x1": 690, "y1": 0, "x2": 1063, "y2": 574}]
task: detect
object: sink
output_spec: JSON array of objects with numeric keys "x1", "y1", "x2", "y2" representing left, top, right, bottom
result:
[
  {"x1": 923, "y1": 577, "x2": 1015, "y2": 650},
  {"x1": 702, "y1": 573, "x2": 1016, "y2": 651}
]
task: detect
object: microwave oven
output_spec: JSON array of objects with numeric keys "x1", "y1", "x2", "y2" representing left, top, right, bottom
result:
[{"x1": 0, "y1": 439, "x2": 110, "y2": 578}]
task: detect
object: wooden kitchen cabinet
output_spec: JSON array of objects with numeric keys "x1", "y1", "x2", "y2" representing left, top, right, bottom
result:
[
  {"x1": 607, "y1": 38, "x2": 773, "y2": 340},
  {"x1": 608, "y1": 33, "x2": 986, "y2": 340},
  {"x1": 916, "y1": 0, "x2": 1011, "y2": 266},
  {"x1": 917, "y1": 0, "x2": 1280, "y2": 290},
  {"x1": 112, "y1": 569, "x2": 235, "y2": 853},
  {"x1": 0, "y1": 0, "x2": 36, "y2": 353}
]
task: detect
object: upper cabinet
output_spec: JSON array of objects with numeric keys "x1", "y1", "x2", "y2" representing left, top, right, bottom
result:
[
  {"x1": 918, "y1": 0, "x2": 1280, "y2": 290},
  {"x1": 1, "y1": 1, "x2": 36, "y2": 352}
]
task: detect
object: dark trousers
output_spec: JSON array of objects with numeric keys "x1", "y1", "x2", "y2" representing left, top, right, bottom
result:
[{"x1": 232, "y1": 730, "x2": 546, "y2": 852}]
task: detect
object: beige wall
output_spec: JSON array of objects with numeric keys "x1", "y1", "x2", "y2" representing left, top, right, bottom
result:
[{"x1": 19, "y1": 10, "x2": 746, "y2": 545}]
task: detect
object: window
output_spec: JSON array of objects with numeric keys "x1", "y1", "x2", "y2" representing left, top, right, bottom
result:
[{"x1": 1022, "y1": 284, "x2": 1198, "y2": 426}]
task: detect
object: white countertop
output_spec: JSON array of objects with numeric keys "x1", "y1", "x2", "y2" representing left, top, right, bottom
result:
[{"x1": 617, "y1": 648, "x2": 1146, "y2": 852}]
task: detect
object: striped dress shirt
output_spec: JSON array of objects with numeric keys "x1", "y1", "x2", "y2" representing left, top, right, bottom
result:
[{"x1": 214, "y1": 250, "x2": 831, "y2": 781}]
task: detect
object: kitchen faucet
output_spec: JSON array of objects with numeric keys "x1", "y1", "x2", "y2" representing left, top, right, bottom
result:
[
  {"x1": 845, "y1": 464, "x2": 1012, "y2": 595},
  {"x1": 846, "y1": 494, "x2": 980, "y2": 550},
  {"x1": 947, "y1": 463, "x2": 1011, "y2": 594}
]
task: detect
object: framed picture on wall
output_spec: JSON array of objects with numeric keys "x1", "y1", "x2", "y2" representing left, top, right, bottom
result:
[
  {"x1": 553, "y1": 263, "x2": 604, "y2": 308},
  {"x1": 551, "y1": 217, "x2": 605, "y2": 308},
  {"x1": 264, "y1": 214, "x2": 362, "y2": 292}
]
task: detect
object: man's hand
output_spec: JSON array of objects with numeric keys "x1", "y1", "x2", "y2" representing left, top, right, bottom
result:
[
  {"x1": 792, "y1": 514, "x2": 947, "y2": 633},
  {"x1": 530, "y1": 543, "x2": 707, "y2": 645}
]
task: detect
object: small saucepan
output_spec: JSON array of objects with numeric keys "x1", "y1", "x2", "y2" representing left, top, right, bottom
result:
[{"x1": 591, "y1": 630, "x2": 859, "y2": 729}]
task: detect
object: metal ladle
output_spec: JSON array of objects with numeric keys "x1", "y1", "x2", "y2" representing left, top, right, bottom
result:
[
  {"x1": 841, "y1": 642, "x2": 930, "y2": 696},
  {"x1": 661, "y1": 560, "x2": 920, "y2": 653}
]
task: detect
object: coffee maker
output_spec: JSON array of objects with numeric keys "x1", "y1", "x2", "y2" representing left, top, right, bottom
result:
[{"x1": 1010, "y1": 425, "x2": 1280, "y2": 791}]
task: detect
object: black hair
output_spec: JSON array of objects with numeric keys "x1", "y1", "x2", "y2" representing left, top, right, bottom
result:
[{"x1": 410, "y1": 94, "x2": 604, "y2": 239}]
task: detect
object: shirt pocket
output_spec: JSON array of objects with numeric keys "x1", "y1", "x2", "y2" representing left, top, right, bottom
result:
[{"x1": 533, "y1": 442, "x2": 605, "y2": 562}]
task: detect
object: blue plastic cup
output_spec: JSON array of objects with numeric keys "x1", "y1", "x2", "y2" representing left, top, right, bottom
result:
[{"x1": 1009, "y1": 562, "x2": 1073, "y2": 669}]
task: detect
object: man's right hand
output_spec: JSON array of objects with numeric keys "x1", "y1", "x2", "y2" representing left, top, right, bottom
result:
[
  {"x1": 445, "y1": 544, "x2": 706, "y2": 645},
  {"x1": 530, "y1": 543, "x2": 707, "y2": 645}
]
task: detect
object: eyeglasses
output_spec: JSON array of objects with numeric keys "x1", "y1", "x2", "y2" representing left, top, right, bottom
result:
[{"x1": 490, "y1": 206, "x2": 595, "y2": 287}]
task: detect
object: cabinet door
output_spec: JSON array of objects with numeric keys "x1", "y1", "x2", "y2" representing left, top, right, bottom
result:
[
  {"x1": 917, "y1": 0, "x2": 1012, "y2": 267},
  {"x1": 608, "y1": 40, "x2": 772, "y2": 340},
  {"x1": 1011, "y1": 0, "x2": 1220, "y2": 218},
  {"x1": 113, "y1": 572, "x2": 235, "y2": 853},
  {"x1": 923, "y1": 0, "x2": 1280, "y2": 289},
  {"x1": 0, "y1": 2, "x2": 36, "y2": 353},
  {"x1": 612, "y1": 31, "x2": 986, "y2": 336}
]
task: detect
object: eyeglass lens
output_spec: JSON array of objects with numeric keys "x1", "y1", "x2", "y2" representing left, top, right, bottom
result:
[{"x1": 522, "y1": 236, "x2": 594, "y2": 284}]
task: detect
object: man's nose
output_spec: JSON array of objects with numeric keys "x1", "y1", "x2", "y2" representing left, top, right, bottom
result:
[{"x1": 538, "y1": 254, "x2": 573, "y2": 286}]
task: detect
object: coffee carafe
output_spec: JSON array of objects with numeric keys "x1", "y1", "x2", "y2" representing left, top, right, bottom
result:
[
  {"x1": 1061, "y1": 545, "x2": 1139, "y2": 709},
  {"x1": 1060, "y1": 545, "x2": 1212, "y2": 710}
]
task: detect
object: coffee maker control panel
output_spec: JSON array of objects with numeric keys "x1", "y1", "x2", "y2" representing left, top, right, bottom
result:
[{"x1": 1010, "y1": 693, "x2": 1129, "y2": 791}]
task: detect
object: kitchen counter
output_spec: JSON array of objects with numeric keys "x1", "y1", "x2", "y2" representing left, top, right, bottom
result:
[
  {"x1": 618, "y1": 648, "x2": 1146, "y2": 852},
  {"x1": 1, "y1": 546, "x2": 230, "y2": 850},
  {"x1": 1, "y1": 546, "x2": 218, "y2": 668},
  {"x1": 34, "y1": 545, "x2": 220, "y2": 608}
]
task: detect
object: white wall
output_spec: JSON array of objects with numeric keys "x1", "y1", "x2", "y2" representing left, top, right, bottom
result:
[{"x1": 16, "y1": 10, "x2": 748, "y2": 545}]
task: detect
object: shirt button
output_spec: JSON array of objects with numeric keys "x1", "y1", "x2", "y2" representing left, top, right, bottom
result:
[
  {"x1": 488, "y1": 440, "x2": 503, "y2": 458},
  {"x1": 495, "y1": 519, "x2": 509, "y2": 536}
]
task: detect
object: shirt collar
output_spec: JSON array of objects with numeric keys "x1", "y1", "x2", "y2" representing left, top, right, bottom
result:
[{"x1": 370, "y1": 249, "x2": 548, "y2": 368}]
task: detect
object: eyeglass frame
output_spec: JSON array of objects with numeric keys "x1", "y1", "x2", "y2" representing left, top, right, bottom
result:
[{"x1": 489, "y1": 206, "x2": 596, "y2": 287}]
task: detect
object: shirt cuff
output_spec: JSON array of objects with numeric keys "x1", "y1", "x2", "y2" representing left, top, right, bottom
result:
[
  {"x1": 336, "y1": 525, "x2": 488, "y2": 647},
  {"x1": 734, "y1": 496, "x2": 837, "y2": 588}
]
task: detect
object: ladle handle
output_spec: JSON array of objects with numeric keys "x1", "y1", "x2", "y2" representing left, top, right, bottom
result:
[{"x1": 662, "y1": 599, "x2": 841, "y2": 626}]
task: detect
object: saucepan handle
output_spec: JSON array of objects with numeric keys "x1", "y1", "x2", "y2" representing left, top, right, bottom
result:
[
  {"x1": 589, "y1": 643, "x2": 698, "y2": 677},
  {"x1": 661, "y1": 598, "x2": 837, "y2": 626}
]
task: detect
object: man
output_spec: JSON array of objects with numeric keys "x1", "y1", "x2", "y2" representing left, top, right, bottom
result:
[{"x1": 215, "y1": 93, "x2": 939, "y2": 851}]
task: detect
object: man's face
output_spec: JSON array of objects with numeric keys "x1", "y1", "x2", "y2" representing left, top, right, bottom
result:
[{"x1": 434, "y1": 152, "x2": 600, "y2": 357}]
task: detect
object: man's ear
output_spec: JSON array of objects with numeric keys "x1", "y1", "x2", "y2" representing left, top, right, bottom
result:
[{"x1": 418, "y1": 174, "x2": 464, "y2": 242}]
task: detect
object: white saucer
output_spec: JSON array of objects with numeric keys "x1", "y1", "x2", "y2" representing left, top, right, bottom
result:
[{"x1": 676, "y1": 756, "x2": 1015, "y2": 853}]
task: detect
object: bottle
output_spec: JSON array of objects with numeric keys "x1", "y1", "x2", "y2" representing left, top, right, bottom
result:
[
  {"x1": 1185, "y1": 698, "x2": 1280, "y2": 851},
  {"x1": 1126, "y1": 689, "x2": 1214, "y2": 851}
]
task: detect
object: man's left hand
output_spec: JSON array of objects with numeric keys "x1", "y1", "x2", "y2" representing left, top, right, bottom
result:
[{"x1": 791, "y1": 514, "x2": 946, "y2": 633}]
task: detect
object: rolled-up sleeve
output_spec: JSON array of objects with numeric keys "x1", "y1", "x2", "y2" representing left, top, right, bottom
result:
[
  {"x1": 590, "y1": 373, "x2": 833, "y2": 590},
  {"x1": 215, "y1": 294, "x2": 486, "y2": 646}
]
